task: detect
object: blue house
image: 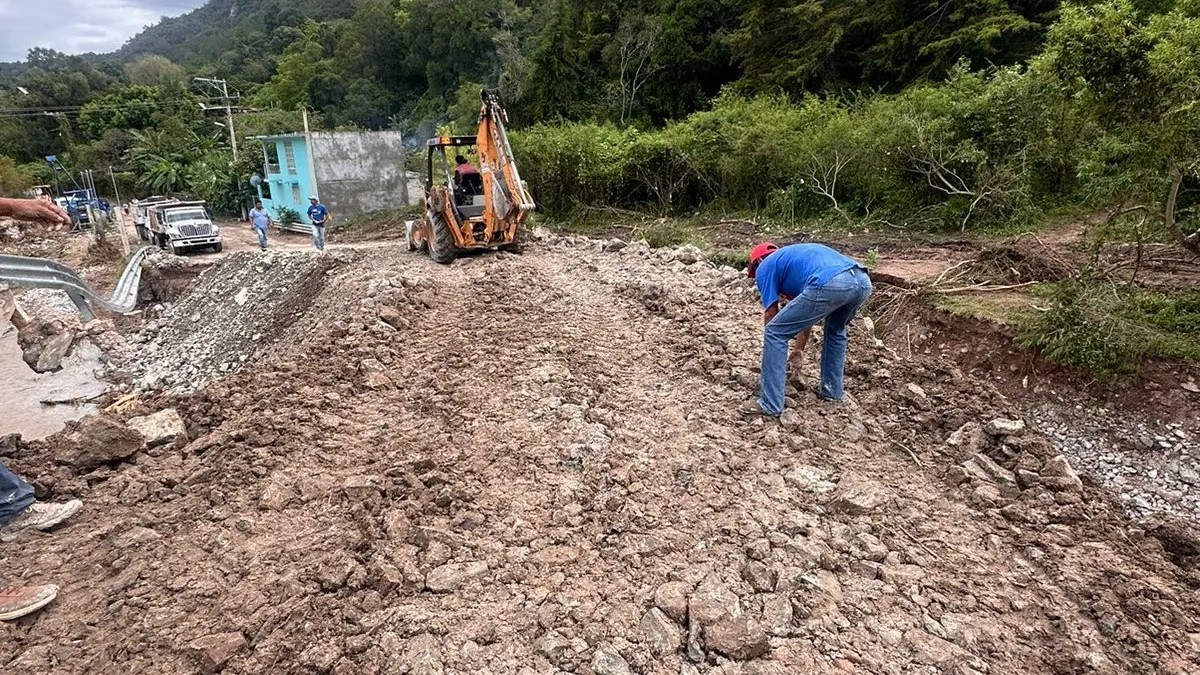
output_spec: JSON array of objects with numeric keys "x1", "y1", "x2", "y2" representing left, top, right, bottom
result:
[
  {"x1": 250, "y1": 134, "x2": 320, "y2": 231},
  {"x1": 251, "y1": 130, "x2": 418, "y2": 232}
]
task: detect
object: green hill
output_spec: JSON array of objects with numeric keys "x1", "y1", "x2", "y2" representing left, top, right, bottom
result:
[{"x1": 117, "y1": 0, "x2": 353, "y2": 66}]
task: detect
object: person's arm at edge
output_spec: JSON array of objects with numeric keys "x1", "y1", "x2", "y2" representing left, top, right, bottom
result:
[{"x1": 0, "y1": 197, "x2": 71, "y2": 226}]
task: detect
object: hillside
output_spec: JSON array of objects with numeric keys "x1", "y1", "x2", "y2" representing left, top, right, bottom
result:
[{"x1": 116, "y1": 0, "x2": 353, "y2": 66}]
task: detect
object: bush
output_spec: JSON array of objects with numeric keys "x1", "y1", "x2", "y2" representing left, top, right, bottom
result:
[{"x1": 1017, "y1": 281, "x2": 1200, "y2": 380}]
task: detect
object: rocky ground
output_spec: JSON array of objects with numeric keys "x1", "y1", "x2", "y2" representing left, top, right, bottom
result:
[
  {"x1": 1032, "y1": 406, "x2": 1198, "y2": 519},
  {"x1": 1, "y1": 230, "x2": 1198, "y2": 674}
]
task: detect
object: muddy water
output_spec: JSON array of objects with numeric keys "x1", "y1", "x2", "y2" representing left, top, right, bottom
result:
[{"x1": 0, "y1": 328, "x2": 106, "y2": 440}]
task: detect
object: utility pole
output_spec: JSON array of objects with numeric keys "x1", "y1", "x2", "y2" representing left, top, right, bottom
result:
[
  {"x1": 193, "y1": 77, "x2": 238, "y2": 158},
  {"x1": 110, "y1": 166, "x2": 130, "y2": 256}
]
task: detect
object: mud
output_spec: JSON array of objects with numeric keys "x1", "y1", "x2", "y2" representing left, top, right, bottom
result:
[{"x1": 2, "y1": 232, "x2": 1198, "y2": 674}]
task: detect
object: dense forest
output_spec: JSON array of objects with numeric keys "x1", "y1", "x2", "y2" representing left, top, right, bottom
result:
[{"x1": 0, "y1": 0, "x2": 1196, "y2": 250}]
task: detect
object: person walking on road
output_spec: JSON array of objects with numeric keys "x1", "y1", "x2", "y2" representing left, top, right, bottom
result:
[
  {"x1": 248, "y1": 200, "x2": 273, "y2": 251},
  {"x1": 741, "y1": 242, "x2": 873, "y2": 417},
  {"x1": 306, "y1": 195, "x2": 330, "y2": 251},
  {"x1": 0, "y1": 197, "x2": 86, "y2": 622}
]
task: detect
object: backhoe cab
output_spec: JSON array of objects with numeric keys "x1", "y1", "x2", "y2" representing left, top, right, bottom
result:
[{"x1": 407, "y1": 90, "x2": 535, "y2": 264}]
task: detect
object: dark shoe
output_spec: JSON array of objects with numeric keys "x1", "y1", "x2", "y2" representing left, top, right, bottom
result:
[{"x1": 0, "y1": 584, "x2": 58, "y2": 621}]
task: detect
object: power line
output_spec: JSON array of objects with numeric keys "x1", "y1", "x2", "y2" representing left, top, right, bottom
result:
[{"x1": 0, "y1": 97, "x2": 228, "y2": 117}]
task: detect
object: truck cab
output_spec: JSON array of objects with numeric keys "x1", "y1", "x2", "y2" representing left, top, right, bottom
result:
[{"x1": 146, "y1": 200, "x2": 223, "y2": 254}]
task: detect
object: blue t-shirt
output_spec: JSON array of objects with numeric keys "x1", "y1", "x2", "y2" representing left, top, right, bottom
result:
[
  {"x1": 307, "y1": 204, "x2": 328, "y2": 225},
  {"x1": 249, "y1": 208, "x2": 271, "y2": 229},
  {"x1": 754, "y1": 243, "x2": 862, "y2": 309}
]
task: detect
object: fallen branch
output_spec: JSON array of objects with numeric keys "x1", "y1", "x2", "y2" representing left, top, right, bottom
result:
[
  {"x1": 40, "y1": 393, "x2": 104, "y2": 407},
  {"x1": 932, "y1": 259, "x2": 974, "y2": 287},
  {"x1": 890, "y1": 439, "x2": 923, "y2": 467},
  {"x1": 933, "y1": 281, "x2": 1040, "y2": 294},
  {"x1": 897, "y1": 524, "x2": 942, "y2": 561}
]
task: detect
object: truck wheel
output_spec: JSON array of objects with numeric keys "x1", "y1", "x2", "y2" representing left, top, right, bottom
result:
[
  {"x1": 427, "y1": 213, "x2": 456, "y2": 265},
  {"x1": 211, "y1": 242, "x2": 223, "y2": 253}
]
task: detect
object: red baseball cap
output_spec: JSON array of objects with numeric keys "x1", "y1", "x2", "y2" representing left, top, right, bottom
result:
[{"x1": 747, "y1": 242, "x2": 778, "y2": 277}]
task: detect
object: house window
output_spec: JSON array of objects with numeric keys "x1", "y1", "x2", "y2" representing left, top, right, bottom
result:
[
  {"x1": 264, "y1": 144, "x2": 281, "y2": 175},
  {"x1": 259, "y1": 180, "x2": 272, "y2": 200},
  {"x1": 291, "y1": 183, "x2": 302, "y2": 204},
  {"x1": 283, "y1": 141, "x2": 297, "y2": 174}
]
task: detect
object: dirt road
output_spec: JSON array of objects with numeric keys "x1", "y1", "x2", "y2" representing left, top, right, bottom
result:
[{"x1": 2, "y1": 233, "x2": 1198, "y2": 674}]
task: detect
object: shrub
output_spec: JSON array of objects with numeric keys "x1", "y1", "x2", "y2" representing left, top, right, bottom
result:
[{"x1": 1017, "y1": 281, "x2": 1200, "y2": 380}]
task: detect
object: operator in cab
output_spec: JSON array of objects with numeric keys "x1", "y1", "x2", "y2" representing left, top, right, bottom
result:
[{"x1": 454, "y1": 155, "x2": 480, "y2": 188}]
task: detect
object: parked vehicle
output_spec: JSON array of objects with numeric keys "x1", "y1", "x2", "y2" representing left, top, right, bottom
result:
[
  {"x1": 143, "y1": 199, "x2": 223, "y2": 254},
  {"x1": 130, "y1": 196, "x2": 171, "y2": 243}
]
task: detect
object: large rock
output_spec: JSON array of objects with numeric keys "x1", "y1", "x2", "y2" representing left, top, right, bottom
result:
[
  {"x1": 828, "y1": 476, "x2": 893, "y2": 515},
  {"x1": 688, "y1": 574, "x2": 741, "y2": 627},
  {"x1": 905, "y1": 628, "x2": 983, "y2": 669},
  {"x1": 55, "y1": 415, "x2": 145, "y2": 469},
  {"x1": 378, "y1": 305, "x2": 409, "y2": 331},
  {"x1": 1041, "y1": 455, "x2": 1084, "y2": 493},
  {"x1": 703, "y1": 615, "x2": 770, "y2": 661},
  {"x1": 185, "y1": 632, "x2": 246, "y2": 673},
  {"x1": 591, "y1": 644, "x2": 632, "y2": 675},
  {"x1": 424, "y1": 561, "x2": 488, "y2": 593},
  {"x1": 984, "y1": 418, "x2": 1026, "y2": 437},
  {"x1": 654, "y1": 580, "x2": 691, "y2": 624},
  {"x1": 32, "y1": 331, "x2": 75, "y2": 372},
  {"x1": 401, "y1": 633, "x2": 444, "y2": 675},
  {"x1": 126, "y1": 409, "x2": 187, "y2": 447},
  {"x1": 962, "y1": 453, "x2": 1017, "y2": 488},
  {"x1": 640, "y1": 608, "x2": 682, "y2": 655}
]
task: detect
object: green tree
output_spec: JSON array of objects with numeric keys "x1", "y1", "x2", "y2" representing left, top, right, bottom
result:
[
  {"x1": 124, "y1": 55, "x2": 186, "y2": 87},
  {"x1": 77, "y1": 86, "x2": 161, "y2": 140},
  {"x1": 1042, "y1": 0, "x2": 1200, "y2": 252}
]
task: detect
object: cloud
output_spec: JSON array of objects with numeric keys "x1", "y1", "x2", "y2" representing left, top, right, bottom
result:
[{"x1": 0, "y1": 0, "x2": 205, "y2": 62}]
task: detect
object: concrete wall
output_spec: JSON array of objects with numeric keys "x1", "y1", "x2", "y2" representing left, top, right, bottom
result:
[{"x1": 309, "y1": 131, "x2": 419, "y2": 218}]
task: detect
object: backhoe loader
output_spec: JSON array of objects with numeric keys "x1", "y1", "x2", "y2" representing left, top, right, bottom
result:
[{"x1": 406, "y1": 90, "x2": 536, "y2": 264}]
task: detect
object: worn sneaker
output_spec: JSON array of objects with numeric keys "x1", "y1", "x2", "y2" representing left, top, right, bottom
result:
[
  {"x1": 739, "y1": 399, "x2": 780, "y2": 418},
  {"x1": 0, "y1": 584, "x2": 59, "y2": 621},
  {"x1": 0, "y1": 500, "x2": 83, "y2": 540}
]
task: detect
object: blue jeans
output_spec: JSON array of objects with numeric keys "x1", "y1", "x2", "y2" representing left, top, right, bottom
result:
[
  {"x1": 0, "y1": 459, "x2": 35, "y2": 526},
  {"x1": 759, "y1": 267, "x2": 873, "y2": 413},
  {"x1": 312, "y1": 224, "x2": 326, "y2": 251},
  {"x1": 253, "y1": 224, "x2": 268, "y2": 250}
]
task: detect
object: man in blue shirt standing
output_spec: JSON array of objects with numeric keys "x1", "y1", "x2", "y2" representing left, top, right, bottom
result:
[
  {"x1": 306, "y1": 195, "x2": 330, "y2": 251},
  {"x1": 743, "y1": 242, "x2": 873, "y2": 416},
  {"x1": 248, "y1": 200, "x2": 273, "y2": 251}
]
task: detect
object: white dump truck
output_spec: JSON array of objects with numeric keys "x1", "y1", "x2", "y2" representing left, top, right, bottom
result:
[{"x1": 135, "y1": 198, "x2": 223, "y2": 254}]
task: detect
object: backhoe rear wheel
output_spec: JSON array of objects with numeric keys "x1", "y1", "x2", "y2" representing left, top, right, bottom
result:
[
  {"x1": 502, "y1": 223, "x2": 527, "y2": 254},
  {"x1": 427, "y1": 213, "x2": 456, "y2": 265}
]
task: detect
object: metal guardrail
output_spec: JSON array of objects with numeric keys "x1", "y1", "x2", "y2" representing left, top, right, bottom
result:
[{"x1": 0, "y1": 246, "x2": 153, "y2": 321}]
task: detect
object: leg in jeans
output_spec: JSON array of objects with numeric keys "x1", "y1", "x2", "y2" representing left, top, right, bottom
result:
[
  {"x1": 0, "y1": 460, "x2": 35, "y2": 526},
  {"x1": 313, "y1": 225, "x2": 326, "y2": 251},
  {"x1": 818, "y1": 269, "x2": 873, "y2": 400},
  {"x1": 760, "y1": 290, "x2": 841, "y2": 415},
  {"x1": 255, "y1": 226, "x2": 267, "y2": 250}
]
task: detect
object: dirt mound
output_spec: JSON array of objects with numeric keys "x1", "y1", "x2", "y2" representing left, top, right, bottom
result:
[
  {"x1": 3, "y1": 235, "x2": 1198, "y2": 674},
  {"x1": 128, "y1": 250, "x2": 351, "y2": 393}
]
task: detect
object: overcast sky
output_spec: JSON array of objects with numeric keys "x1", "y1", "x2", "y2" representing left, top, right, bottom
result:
[{"x1": 0, "y1": 0, "x2": 206, "y2": 62}]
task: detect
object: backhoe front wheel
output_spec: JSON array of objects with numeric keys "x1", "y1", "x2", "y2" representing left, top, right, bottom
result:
[{"x1": 427, "y1": 213, "x2": 456, "y2": 265}]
